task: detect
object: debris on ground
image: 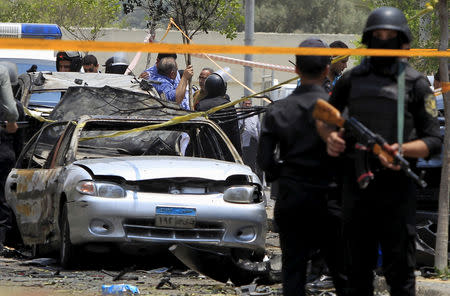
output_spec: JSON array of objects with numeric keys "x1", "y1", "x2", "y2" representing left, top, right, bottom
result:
[
  {"x1": 156, "y1": 276, "x2": 178, "y2": 289},
  {"x1": 101, "y1": 284, "x2": 140, "y2": 295},
  {"x1": 20, "y1": 258, "x2": 57, "y2": 267}
]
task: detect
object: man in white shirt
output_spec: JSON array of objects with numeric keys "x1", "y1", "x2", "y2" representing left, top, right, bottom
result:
[{"x1": 239, "y1": 99, "x2": 261, "y2": 176}]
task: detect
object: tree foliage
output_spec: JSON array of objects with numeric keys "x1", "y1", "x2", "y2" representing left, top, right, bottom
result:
[
  {"x1": 254, "y1": 0, "x2": 370, "y2": 34},
  {"x1": 122, "y1": 0, "x2": 244, "y2": 41},
  {"x1": 0, "y1": 0, "x2": 121, "y2": 40}
]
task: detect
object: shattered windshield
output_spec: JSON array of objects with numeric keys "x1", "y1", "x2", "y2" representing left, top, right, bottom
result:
[{"x1": 76, "y1": 121, "x2": 235, "y2": 162}]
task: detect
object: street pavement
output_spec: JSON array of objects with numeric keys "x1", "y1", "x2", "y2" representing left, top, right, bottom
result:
[{"x1": 264, "y1": 190, "x2": 450, "y2": 296}]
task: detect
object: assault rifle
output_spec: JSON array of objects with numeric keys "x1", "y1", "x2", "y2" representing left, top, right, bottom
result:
[{"x1": 313, "y1": 99, "x2": 427, "y2": 188}]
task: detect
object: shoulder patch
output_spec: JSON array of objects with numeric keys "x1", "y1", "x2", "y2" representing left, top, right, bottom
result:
[{"x1": 424, "y1": 93, "x2": 438, "y2": 117}]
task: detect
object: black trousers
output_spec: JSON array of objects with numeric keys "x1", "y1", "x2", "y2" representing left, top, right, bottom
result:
[
  {"x1": 342, "y1": 167, "x2": 416, "y2": 296},
  {"x1": 274, "y1": 177, "x2": 346, "y2": 296}
]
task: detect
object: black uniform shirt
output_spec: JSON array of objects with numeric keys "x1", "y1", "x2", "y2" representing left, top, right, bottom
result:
[
  {"x1": 329, "y1": 58, "x2": 442, "y2": 156},
  {"x1": 196, "y1": 94, "x2": 242, "y2": 155},
  {"x1": 257, "y1": 84, "x2": 329, "y2": 183}
]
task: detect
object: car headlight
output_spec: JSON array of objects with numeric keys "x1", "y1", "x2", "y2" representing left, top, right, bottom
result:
[
  {"x1": 76, "y1": 181, "x2": 126, "y2": 198},
  {"x1": 223, "y1": 185, "x2": 260, "y2": 204}
]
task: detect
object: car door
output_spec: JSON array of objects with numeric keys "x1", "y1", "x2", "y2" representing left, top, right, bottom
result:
[{"x1": 5, "y1": 122, "x2": 73, "y2": 245}]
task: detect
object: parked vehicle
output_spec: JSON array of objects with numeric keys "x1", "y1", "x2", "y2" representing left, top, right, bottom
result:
[{"x1": 5, "y1": 87, "x2": 266, "y2": 284}]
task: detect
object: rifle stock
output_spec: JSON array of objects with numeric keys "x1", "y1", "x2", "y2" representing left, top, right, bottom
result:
[{"x1": 313, "y1": 99, "x2": 346, "y2": 128}]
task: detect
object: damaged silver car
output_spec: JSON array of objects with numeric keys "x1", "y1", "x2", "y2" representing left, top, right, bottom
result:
[{"x1": 5, "y1": 87, "x2": 267, "y2": 284}]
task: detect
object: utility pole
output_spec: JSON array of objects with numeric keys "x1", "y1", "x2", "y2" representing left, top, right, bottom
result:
[
  {"x1": 244, "y1": 0, "x2": 254, "y2": 97},
  {"x1": 435, "y1": 0, "x2": 449, "y2": 272}
]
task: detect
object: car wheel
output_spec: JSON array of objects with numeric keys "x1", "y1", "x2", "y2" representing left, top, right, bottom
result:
[{"x1": 60, "y1": 203, "x2": 77, "y2": 269}]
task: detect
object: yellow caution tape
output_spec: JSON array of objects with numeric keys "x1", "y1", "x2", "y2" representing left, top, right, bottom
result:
[
  {"x1": 78, "y1": 76, "x2": 299, "y2": 142},
  {"x1": 0, "y1": 38, "x2": 449, "y2": 57},
  {"x1": 23, "y1": 107, "x2": 56, "y2": 123}
]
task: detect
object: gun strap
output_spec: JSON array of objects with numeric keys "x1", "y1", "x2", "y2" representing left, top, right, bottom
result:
[{"x1": 397, "y1": 61, "x2": 406, "y2": 154}]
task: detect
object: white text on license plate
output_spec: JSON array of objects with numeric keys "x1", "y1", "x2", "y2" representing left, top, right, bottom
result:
[{"x1": 155, "y1": 207, "x2": 196, "y2": 229}]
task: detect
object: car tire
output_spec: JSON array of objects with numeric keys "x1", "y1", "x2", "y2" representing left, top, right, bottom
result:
[{"x1": 60, "y1": 203, "x2": 77, "y2": 269}]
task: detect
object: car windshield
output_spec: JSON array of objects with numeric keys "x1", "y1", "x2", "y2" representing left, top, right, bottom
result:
[{"x1": 77, "y1": 121, "x2": 236, "y2": 162}]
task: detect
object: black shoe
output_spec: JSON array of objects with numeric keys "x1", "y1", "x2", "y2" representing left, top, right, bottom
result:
[{"x1": 306, "y1": 275, "x2": 334, "y2": 290}]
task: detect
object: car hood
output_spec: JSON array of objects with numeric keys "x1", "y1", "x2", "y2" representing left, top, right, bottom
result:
[{"x1": 74, "y1": 156, "x2": 253, "y2": 182}]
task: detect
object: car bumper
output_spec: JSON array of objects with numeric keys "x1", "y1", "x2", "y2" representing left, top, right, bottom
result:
[{"x1": 67, "y1": 192, "x2": 267, "y2": 252}]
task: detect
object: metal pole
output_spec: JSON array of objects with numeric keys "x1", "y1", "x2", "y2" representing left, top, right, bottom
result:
[
  {"x1": 435, "y1": 0, "x2": 449, "y2": 272},
  {"x1": 244, "y1": 0, "x2": 254, "y2": 97}
]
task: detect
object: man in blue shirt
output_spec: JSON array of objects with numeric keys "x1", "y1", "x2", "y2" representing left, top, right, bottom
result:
[
  {"x1": 151, "y1": 57, "x2": 192, "y2": 110},
  {"x1": 140, "y1": 53, "x2": 181, "y2": 84}
]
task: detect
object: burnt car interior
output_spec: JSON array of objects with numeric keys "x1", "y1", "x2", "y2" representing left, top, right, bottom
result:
[
  {"x1": 76, "y1": 121, "x2": 236, "y2": 162},
  {"x1": 15, "y1": 120, "x2": 238, "y2": 171}
]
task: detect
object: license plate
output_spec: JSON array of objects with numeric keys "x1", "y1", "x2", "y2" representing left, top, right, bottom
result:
[{"x1": 155, "y1": 207, "x2": 196, "y2": 229}]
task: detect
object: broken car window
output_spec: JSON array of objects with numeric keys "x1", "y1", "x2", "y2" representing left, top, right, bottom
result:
[
  {"x1": 16, "y1": 122, "x2": 69, "y2": 169},
  {"x1": 76, "y1": 121, "x2": 235, "y2": 162}
]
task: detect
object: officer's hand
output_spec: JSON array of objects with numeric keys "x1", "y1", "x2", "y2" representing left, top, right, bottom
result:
[
  {"x1": 183, "y1": 65, "x2": 194, "y2": 80},
  {"x1": 327, "y1": 130, "x2": 346, "y2": 157},
  {"x1": 378, "y1": 143, "x2": 401, "y2": 171},
  {"x1": 139, "y1": 71, "x2": 149, "y2": 80},
  {"x1": 5, "y1": 121, "x2": 18, "y2": 133}
]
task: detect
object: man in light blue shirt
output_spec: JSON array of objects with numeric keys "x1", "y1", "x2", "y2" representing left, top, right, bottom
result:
[{"x1": 151, "y1": 57, "x2": 192, "y2": 110}]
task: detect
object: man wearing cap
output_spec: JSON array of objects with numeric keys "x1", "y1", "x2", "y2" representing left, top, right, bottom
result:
[
  {"x1": 318, "y1": 7, "x2": 442, "y2": 296},
  {"x1": 257, "y1": 39, "x2": 344, "y2": 296},
  {"x1": 0, "y1": 62, "x2": 25, "y2": 250}
]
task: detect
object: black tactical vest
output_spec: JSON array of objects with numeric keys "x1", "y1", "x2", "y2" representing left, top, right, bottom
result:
[{"x1": 347, "y1": 61, "x2": 421, "y2": 144}]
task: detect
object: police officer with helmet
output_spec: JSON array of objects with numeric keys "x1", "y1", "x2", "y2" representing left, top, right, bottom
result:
[
  {"x1": 104, "y1": 52, "x2": 130, "y2": 74},
  {"x1": 56, "y1": 51, "x2": 83, "y2": 72},
  {"x1": 196, "y1": 70, "x2": 242, "y2": 155},
  {"x1": 318, "y1": 7, "x2": 442, "y2": 295}
]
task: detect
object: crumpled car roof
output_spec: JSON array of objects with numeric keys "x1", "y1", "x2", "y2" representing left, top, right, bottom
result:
[
  {"x1": 29, "y1": 72, "x2": 149, "y2": 94},
  {"x1": 49, "y1": 86, "x2": 189, "y2": 122}
]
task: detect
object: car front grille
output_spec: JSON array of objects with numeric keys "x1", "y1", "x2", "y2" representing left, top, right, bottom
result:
[{"x1": 123, "y1": 218, "x2": 225, "y2": 243}]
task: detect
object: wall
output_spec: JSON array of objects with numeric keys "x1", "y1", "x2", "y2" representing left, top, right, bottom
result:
[{"x1": 65, "y1": 28, "x2": 359, "y2": 103}]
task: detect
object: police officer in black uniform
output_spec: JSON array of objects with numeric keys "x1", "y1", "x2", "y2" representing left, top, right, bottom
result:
[
  {"x1": 196, "y1": 72, "x2": 242, "y2": 155},
  {"x1": 318, "y1": 7, "x2": 442, "y2": 296},
  {"x1": 257, "y1": 38, "x2": 344, "y2": 296},
  {"x1": 0, "y1": 61, "x2": 25, "y2": 249}
]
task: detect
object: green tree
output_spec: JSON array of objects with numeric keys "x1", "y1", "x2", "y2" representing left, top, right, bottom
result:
[
  {"x1": 122, "y1": 0, "x2": 243, "y2": 41},
  {"x1": 0, "y1": 0, "x2": 121, "y2": 40},
  {"x1": 254, "y1": 0, "x2": 369, "y2": 34}
]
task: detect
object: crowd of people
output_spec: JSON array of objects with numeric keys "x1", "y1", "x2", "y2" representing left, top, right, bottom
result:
[{"x1": 0, "y1": 5, "x2": 448, "y2": 296}]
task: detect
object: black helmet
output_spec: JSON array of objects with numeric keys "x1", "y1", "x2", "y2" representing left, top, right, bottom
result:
[
  {"x1": 362, "y1": 7, "x2": 412, "y2": 45},
  {"x1": 0, "y1": 61, "x2": 18, "y2": 86},
  {"x1": 205, "y1": 73, "x2": 226, "y2": 97},
  {"x1": 56, "y1": 51, "x2": 82, "y2": 72},
  {"x1": 104, "y1": 52, "x2": 129, "y2": 74}
]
